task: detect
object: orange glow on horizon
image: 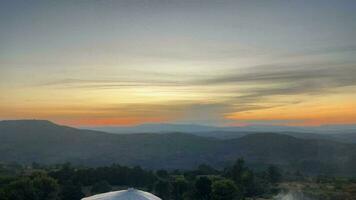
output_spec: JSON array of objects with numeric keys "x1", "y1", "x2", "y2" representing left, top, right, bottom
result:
[{"x1": 226, "y1": 100, "x2": 356, "y2": 126}]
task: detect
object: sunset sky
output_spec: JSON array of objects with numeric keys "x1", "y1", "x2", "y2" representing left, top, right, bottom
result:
[{"x1": 1, "y1": 0, "x2": 356, "y2": 126}]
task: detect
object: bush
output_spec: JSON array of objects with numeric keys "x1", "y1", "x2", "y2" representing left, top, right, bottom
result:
[{"x1": 212, "y1": 179, "x2": 242, "y2": 200}]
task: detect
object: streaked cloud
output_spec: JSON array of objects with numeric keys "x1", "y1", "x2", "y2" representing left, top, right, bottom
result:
[{"x1": 1, "y1": 0, "x2": 356, "y2": 126}]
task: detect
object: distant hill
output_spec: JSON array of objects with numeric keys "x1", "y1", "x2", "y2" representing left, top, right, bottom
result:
[
  {"x1": 84, "y1": 123, "x2": 356, "y2": 134},
  {"x1": 1, "y1": 120, "x2": 356, "y2": 176},
  {"x1": 84, "y1": 123, "x2": 356, "y2": 143},
  {"x1": 84, "y1": 123, "x2": 222, "y2": 134}
]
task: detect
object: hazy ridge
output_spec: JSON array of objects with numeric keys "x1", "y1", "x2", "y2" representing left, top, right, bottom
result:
[{"x1": 1, "y1": 120, "x2": 356, "y2": 176}]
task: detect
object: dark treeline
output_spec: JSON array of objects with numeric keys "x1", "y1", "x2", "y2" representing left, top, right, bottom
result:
[{"x1": 0, "y1": 159, "x2": 283, "y2": 200}]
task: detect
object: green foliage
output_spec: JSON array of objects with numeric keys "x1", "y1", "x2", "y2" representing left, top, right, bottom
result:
[
  {"x1": 0, "y1": 159, "x2": 332, "y2": 200},
  {"x1": 227, "y1": 158, "x2": 246, "y2": 186},
  {"x1": 49, "y1": 163, "x2": 157, "y2": 188},
  {"x1": 197, "y1": 164, "x2": 219, "y2": 175},
  {"x1": 224, "y1": 158, "x2": 270, "y2": 197},
  {"x1": 91, "y1": 180, "x2": 112, "y2": 195},
  {"x1": 154, "y1": 180, "x2": 171, "y2": 200},
  {"x1": 267, "y1": 165, "x2": 282, "y2": 184},
  {"x1": 60, "y1": 181, "x2": 84, "y2": 200},
  {"x1": 171, "y1": 176, "x2": 188, "y2": 200},
  {"x1": 0, "y1": 173, "x2": 59, "y2": 200},
  {"x1": 31, "y1": 173, "x2": 60, "y2": 200},
  {"x1": 195, "y1": 176, "x2": 212, "y2": 200},
  {"x1": 211, "y1": 179, "x2": 241, "y2": 200},
  {"x1": 156, "y1": 170, "x2": 169, "y2": 179}
]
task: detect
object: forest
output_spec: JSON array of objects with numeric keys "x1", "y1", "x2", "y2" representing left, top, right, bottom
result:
[{"x1": 1, "y1": 159, "x2": 355, "y2": 200}]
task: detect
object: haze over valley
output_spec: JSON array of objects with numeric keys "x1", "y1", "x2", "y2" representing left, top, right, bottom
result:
[{"x1": 1, "y1": 120, "x2": 356, "y2": 176}]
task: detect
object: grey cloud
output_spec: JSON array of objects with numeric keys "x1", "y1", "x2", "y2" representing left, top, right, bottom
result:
[
  {"x1": 38, "y1": 61, "x2": 356, "y2": 117},
  {"x1": 228, "y1": 105, "x2": 275, "y2": 113},
  {"x1": 284, "y1": 45, "x2": 356, "y2": 58},
  {"x1": 201, "y1": 63, "x2": 356, "y2": 86},
  {"x1": 38, "y1": 78, "x2": 186, "y2": 89},
  {"x1": 199, "y1": 63, "x2": 356, "y2": 96},
  {"x1": 236, "y1": 119, "x2": 306, "y2": 125},
  {"x1": 52, "y1": 101, "x2": 233, "y2": 125},
  {"x1": 201, "y1": 63, "x2": 356, "y2": 114}
]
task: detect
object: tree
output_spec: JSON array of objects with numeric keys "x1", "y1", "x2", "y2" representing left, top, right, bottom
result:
[
  {"x1": 241, "y1": 170, "x2": 256, "y2": 197},
  {"x1": 156, "y1": 170, "x2": 169, "y2": 179},
  {"x1": 3, "y1": 178, "x2": 37, "y2": 200},
  {"x1": 212, "y1": 179, "x2": 242, "y2": 200},
  {"x1": 171, "y1": 177, "x2": 188, "y2": 200},
  {"x1": 224, "y1": 158, "x2": 257, "y2": 197},
  {"x1": 0, "y1": 190, "x2": 7, "y2": 200},
  {"x1": 154, "y1": 180, "x2": 171, "y2": 200},
  {"x1": 31, "y1": 173, "x2": 60, "y2": 200},
  {"x1": 91, "y1": 180, "x2": 112, "y2": 195},
  {"x1": 229, "y1": 158, "x2": 246, "y2": 186},
  {"x1": 60, "y1": 181, "x2": 84, "y2": 200},
  {"x1": 1, "y1": 173, "x2": 59, "y2": 200},
  {"x1": 197, "y1": 164, "x2": 218, "y2": 175},
  {"x1": 195, "y1": 176, "x2": 212, "y2": 200},
  {"x1": 267, "y1": 166, "x2": 282, "y2": 184}
]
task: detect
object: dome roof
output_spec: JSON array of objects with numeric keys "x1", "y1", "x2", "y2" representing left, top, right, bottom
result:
[{"x1": 82, "y1": 188, "x2": 162, "y2": 200}]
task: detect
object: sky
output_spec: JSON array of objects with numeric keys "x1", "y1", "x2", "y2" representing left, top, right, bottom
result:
[{"x1": 1, "y1": 0, "x2": 356, "y2": 126}]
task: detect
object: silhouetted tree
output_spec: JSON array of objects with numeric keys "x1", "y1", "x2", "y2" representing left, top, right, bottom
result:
[
  {"x1": 156, "y1": 170, "x2": 169, "y2": 179},
  {"x1": 197, "y1": 164, "x2": 218, "y2": 175},
  {"x1": 3, "y1": 178, "x2": 37, "y2": 200},
  {"x1": 154, "y1": 180, "x2": 171, "y2": 200},
  {"x1": 267, "y1": 165, "x2": 282, "y2": 184},
  {"x1": 60, "y1": 181, "x2": 84, "y2": 200},
  {"x1": 91, "y1": 180, "x2": 112, "y2": 195},
  {"x1": 1, "y1": 173, "x2": 59, "y2": 200},
  {"x1": 171, "y1": 177, "x2": 188, "y2": 200},
  {"x1": 228, "y1": 158, "x2": 246, "y2": 186},
  {"x1": 31, "y1": 173, "x2": 59, "y2": 200},
  {"x1": 195, "y1": 176, "x2": 212, "y2": 200},
  {"x1": 211, "y1": 179, "x2": 242, "y2": 200}
]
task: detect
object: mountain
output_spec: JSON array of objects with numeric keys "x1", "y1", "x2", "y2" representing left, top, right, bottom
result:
[
  {"x1": 0, "y1": 120, "x2": 223, "y2": 168},
  {"x1": 1, "y1": 120, "x2": 356, "y2": 175},
  {"x1": 85, "y1": 123, "x2": 356, "y2": 143},
  {"x1": 84, "y1": 123, "x2": 356, "y2": 134},
  {"x1": 325, "y1": 132, "x2": 356, "y2": 143},
  {"x1": 84, "y1": 123, "x2": 221, "y2": 134}
]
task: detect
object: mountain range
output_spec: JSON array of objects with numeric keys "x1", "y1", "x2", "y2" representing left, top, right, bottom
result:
[
  {"x1": 84, "y1": 123, "x2": 356, "y2": 143},
  {"x1": 84, "y1": 123, "x2": 356, "y2": 134},
  {"x1": 1, "y1": 120, "x2": 356, "y2": 176}
]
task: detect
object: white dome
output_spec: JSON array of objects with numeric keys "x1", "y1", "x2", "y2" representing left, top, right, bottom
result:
[{"x1": 82, "y1": 188, "x2": 162, "y2": 200}]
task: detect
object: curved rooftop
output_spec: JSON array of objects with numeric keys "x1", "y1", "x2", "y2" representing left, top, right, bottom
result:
[{"x1": 82, "y1": 188, "x2": 161, "y2": 200}]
